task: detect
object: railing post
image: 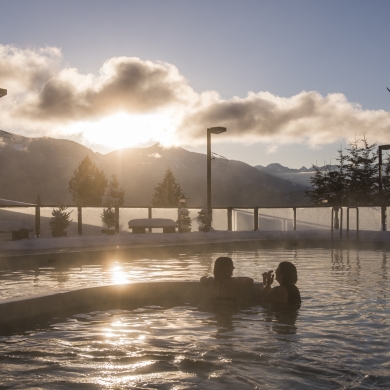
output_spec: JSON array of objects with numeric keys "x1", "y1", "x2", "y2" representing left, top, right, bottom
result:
[
  {"x1": 331, "y1": 208, "x2": 334, "y2": 240},
  {"x1": 379, "y1": 146, "x2": 387, "y2": 231},
  {"x1": 381, "y1": 205, "x2": 387, "y2": 232},
  {"x1": 346, "y1": 207, "x2": 358, "y2": 240},
  {"x1": 331, "y1": 207, "x2": 343, "y2": 239},
  {"x1": 254, "y1": 207, "x2": 259, "y2": 231},
  {"x1": 227, "y1": 208, "x2": 233, "y2": 231},
  {"x1": 293, "y1": 207, "x2": 296, "y2": 231},
  {"x1": 148, "y1": 207, "x2": 152, "y2": 232},
  {"x1": 356, "y1": 208, "x2": 359, "y2": 241},
  {"x1": 35, "y1": 205, "x2": 40, "y2": 237},
  {"x1": 78, "y1": 206, "x2": 82, "y2": 235},
  {"x1": 115, "y1": 206, "x2": 119, "y2": 233},
  {"x1": 334, "y1": 207, "x2": 340, "y2": 229}
]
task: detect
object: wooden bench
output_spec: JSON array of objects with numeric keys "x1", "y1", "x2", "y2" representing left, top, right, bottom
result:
[
  {"x1": 0, "y1": 221, "x2": 33, "y2": 240},
  {"x1": 128, "y1": 218, "x2": 177, "y2": 234}
]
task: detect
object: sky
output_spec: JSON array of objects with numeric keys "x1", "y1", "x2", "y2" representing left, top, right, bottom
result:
[{"x1": 1, "y1": 0, "x2": 390, "y2": 168}]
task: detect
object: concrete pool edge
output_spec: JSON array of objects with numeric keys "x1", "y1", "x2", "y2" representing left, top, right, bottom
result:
[
  {"x1": 0, "y1": 282, "x2": 262, "y2": 334},
  {"x1": 1, "y1": 229, "x2": 390, "y2": 255}
]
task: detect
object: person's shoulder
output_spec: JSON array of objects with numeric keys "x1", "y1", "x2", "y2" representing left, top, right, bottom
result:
[
  {"x1": 290, "y1": 284, "x2": 300, "y2": 293},
  {"x1": 271, "y1": 285, "x2": 288, "y2": 294},
  {"x1": 200, "y1": 276, "x2": 214, "y2": 284},
  {"x1": 266, "y1": 285, "x2": 288, "y2": 303},
  {"x1": 287, "y1": 284, "x2": 301, "y2": 304}
]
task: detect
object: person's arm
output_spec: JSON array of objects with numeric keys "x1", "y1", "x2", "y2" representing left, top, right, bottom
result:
[
  {"x1": 259, "y1": 270, "x2": 274, "y2": 302},
  {"x1": 233, "y1": 277, "x2": 253, "y2": 286}
]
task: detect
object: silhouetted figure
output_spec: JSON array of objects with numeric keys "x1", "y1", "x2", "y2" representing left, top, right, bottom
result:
[
  {"x1": 259, "y1": 261, "x2": 301, "y2": 306},
  {"x1": 200, "y1": 256, "x2": 253, "y2": 310},
  {"x1": 261, "y1": 305, "x2": 299, "y2": 335}
]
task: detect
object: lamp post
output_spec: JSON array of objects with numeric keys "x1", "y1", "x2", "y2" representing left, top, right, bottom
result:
[
  {"x1": 206, "y1": 126, "x2": 227, "y2": 230},
  {"x1": 378, "y1": 144, "x2": 390, "y2": 231}
]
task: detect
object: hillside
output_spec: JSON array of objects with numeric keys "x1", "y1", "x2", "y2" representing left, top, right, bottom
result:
[
  {"x1": 0, "y1": 132, "x2": 309, "y2": 207},
  {"x1": 255, "y1": 163, "x2": 315, "y2": 187}
]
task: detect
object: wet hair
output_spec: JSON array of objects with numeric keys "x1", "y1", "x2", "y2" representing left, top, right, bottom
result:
[
  {"x1": 213, "y1": 257, "x2": 234, "y2": 284},
  {"x1": 278, "y1": 261, "x2": 298, "y2": 285}
]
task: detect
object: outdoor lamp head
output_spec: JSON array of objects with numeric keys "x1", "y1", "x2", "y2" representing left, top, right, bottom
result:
[
  {"x1": 0, "y1": 88, "x2": 7, "y2": 98},
  {"x1": 178, "y1": 194, "x2": 187, "y2": 203},
  {"x1": 208, "y1": 126, "x2": 227, "y2": 134}
]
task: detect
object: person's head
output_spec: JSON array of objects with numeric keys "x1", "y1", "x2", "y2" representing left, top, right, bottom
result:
[
  {"x1": 275, "y1": 261, "x2": 298, "y2": 286},
  {"x1": 213, "y1": 257, "x2": 235, "y2": 283}
]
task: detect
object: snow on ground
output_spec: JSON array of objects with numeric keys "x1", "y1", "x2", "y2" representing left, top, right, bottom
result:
[
  {"x1": 0, "y1": 221, "x2": 32, "y2": 232},
  {"x1": 0, "y1": 229, "x2": 389, "y2": 256}
]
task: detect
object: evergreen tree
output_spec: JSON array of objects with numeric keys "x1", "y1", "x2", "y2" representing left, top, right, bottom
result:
[
  {"x1": 101, "y1": 175, "x2": 123, "y2": 232},
  {"x1": 383, "y1": 155, "x2": 390, "y2": 202},
  {"x1": 177, "y1": 198, "x2": 192, "y2": 231},
  {"x1": 152, "y1": 168, "x2": 183, "y2": 207},
  {"x1": 306, "y1": 138, "x2": 384, "y2": 206},
  {"x1": 101, "y1": 207, "x2": 117, "y2": 231},
  {"x1": 49, "y1": 202, "x2": 73, "y2": 234},
  {"x1": 68, "y1": 156, "x2": 107, "y2": 206},
  {"x1": 197, "y1": 209, "x2": 210, "y2": 229},
  {"x1": 102, "y1": 175, "x2": 125, "y2": 207},
  {"x1": 306, "y1": 148, "x2": 348, "y2": 206},
  {"x1": 345, "y1": 138, "x2": 378, "y2": 205}
]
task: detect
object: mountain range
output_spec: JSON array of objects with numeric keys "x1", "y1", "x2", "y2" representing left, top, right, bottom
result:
[
  {"x1": 0, "y1": 131, "x2": 310, "y2": 207},
  {"x1": 255, "y1": 163, "x2": 314, "y2": 187}
]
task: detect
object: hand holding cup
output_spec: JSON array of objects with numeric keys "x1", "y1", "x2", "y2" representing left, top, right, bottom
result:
[{"x1": 262, "y1": 270, "x2": 274, "y2": 287}]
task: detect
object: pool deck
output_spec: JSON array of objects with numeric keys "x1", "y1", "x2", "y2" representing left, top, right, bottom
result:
[{"x1": 1, "y1": 229, "x2": 389, "y2": 262}]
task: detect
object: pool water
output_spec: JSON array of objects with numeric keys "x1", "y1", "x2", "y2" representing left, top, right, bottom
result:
[
  {"x1": 0, "y1": 247, "x2": 389, "y2": 389},
  {"x1": 1, "y1": 248, "x2": 306, "y2": 301}
]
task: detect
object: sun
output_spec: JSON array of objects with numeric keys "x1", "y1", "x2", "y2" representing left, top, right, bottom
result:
[{"x1": 61, "y1": 111, "x2": 177, "y2": 150}]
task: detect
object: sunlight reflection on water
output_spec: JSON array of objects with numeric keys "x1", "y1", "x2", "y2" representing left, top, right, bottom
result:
[{"x1": 110, "y1": 264, "x2": 128, "y2": 284}]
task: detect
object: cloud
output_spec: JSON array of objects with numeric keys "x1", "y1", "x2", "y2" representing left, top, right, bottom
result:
[
  {"x1": 266, "y1": 145, "x2": 278, "y2": 154},
  {"x1": 178, "y1": 90, "x2": 390, "y2": 146},
  {"x1": 0, "y1": 45, "x2": 62, "y2": 91},
  {"x1": 16, "y1": 56, "x2": 195, "y2": 121},
  {"x1": 1, "y1": 44, "x2": 390, "y2": 150}
]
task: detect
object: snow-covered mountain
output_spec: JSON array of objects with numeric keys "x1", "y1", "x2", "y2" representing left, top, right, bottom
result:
[
  {"x1": 0, "y1": 131, "x2": 309, "y2": 206},
  {"x1": 255, "y1": 163, "x2": 317, "y2": 187}
]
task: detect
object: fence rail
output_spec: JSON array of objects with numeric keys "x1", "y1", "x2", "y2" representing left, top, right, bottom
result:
[{"x1": 0, "y1": 205, "x2": 383, "y2": 238}]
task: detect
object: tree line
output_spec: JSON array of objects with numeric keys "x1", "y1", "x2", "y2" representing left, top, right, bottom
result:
[
  {"x1": 306, "y1": 138, "x2": 390, "y2": 206},
  {"x1": 67, "y1": 156, "x2": 184, "y2": 208},
  {"x1": 49, "y1": 156, "x2": 190, "y2": 236}
]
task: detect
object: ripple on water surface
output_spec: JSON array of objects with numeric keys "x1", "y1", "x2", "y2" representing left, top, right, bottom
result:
[{"x1": 0, "y1": 247, "x2": 390, "y2": 388}]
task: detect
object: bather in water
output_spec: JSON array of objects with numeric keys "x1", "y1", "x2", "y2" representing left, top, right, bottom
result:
[
  {"x1": 259, "y1": 261, "x2": 301, "y2": 306},
  {"x1": 200, "y1": 256, "x2": 253, "y2": 310}
]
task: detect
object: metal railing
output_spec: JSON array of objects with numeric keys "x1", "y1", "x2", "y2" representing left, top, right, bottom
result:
[
  {"x1": 331, "y1": 207, "x2": 343, "y2": 240},
  {"x1": 0, "y1": 204, "x2": 373, "y2": 239},
  {"x1": 346, "y1": 207, "x2": 360, "y2": 241}
]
